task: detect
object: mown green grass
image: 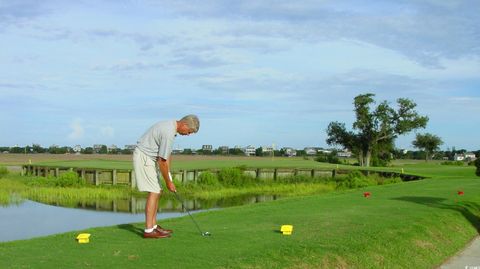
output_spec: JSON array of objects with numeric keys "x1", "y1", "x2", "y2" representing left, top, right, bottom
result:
[{"x1": 1, "y1": 164, "x2": 479, "y2": 268}]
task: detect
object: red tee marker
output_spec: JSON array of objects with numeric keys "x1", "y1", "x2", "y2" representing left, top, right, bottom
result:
[
  {"x1": 457, "y1": 191, "x2": 464, "y2": 196},
  {"x1": 363, "y1": 192, "x2": 371, "y2": 198}
]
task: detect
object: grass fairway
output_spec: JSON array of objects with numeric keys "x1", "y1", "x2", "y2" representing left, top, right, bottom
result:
[
  {"x1": 2, "y1": 153, "x2": 344, "y2": 170},
  {"x1": 1, "y1": 165, "x2": 479, "y2": 268}
]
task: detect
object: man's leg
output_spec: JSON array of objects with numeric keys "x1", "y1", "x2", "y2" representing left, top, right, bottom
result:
[
  {"x1": 153, "y1": 191, "x2": 161, "y2": 226},
  {"x1": 145, "y1": 192, "x2": 160, "y2": 229}
]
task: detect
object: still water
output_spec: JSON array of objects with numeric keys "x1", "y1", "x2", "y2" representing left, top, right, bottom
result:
[
  {"x1": 0, "y1": 200, "x2": 189, "y2": 242},
  {"x1": 0, "y1": 194, "x2": 279, "y2": 242}
]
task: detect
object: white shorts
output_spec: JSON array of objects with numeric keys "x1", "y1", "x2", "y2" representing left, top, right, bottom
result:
[{"x1": 133, "y1": 148, "x2": 162, "y2": 193}]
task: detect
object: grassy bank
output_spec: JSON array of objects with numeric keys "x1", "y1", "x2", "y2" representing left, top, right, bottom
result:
[
  {"x1": 0, "y1": 165, "x2": 401, "y2": 208},
  {"x1": 1, "y1": 173, "x2": 479, "y2": 268}
]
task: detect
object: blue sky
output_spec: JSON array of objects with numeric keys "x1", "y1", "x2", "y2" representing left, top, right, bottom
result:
[{"x1": 1, "y1": 0, "x2": 479, "y2": 151}]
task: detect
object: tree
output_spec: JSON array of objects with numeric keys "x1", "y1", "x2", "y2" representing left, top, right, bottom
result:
[
  {"x1": 32, "y1": 144, "x2": 46, "y2": 153},
  {"x1": 82, "y1": 147, "x2": 94, "y2": 154},
  {"x1": 228, "y1": 148, "x2": 244, "y2": 155},
  {"x1": 99, "y1": 145, "x2": 108, "y2": 154},
  {"x1": 412, "y1": 133, "x2": 443, "y2": 161},
  {"x1": 326, "y1": 93, "x2": 428, "y2": 167}
]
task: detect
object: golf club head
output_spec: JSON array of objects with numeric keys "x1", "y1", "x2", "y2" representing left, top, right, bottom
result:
[{"x1": 202, "y1": 232, "x2": 211, "y2": 236}]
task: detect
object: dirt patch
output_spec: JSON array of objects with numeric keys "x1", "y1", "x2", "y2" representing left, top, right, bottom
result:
[
  {"x1": 320, "y1": 254, "x2": 350, "y2": 269},
  {"x1": 414, "y1": 239, "x2": 435, "y2": 249}
]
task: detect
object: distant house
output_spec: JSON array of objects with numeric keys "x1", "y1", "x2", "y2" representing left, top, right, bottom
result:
[
  {"x1": 282, "y1": 147, "x2": 297, "y2": 157},
  {"x1": 465, "y1": 152, "x2": 477, "y2": 161},
  {"x1": 93, "y1": 144, "x2": 104, "y2": 153},
  {"x1": 124, "y1": 145, "x2": 136, "y2": 150},
  {"x1": 318, "y1": 149, "x2": 333, "y2": 154},
  {"x1": 202, "y1": 145, "x2": 213, "y2": 152},
  {"x1": 243, "y1": 145, "x2": 256, "y2": 156},
  {"x1": 337, "y1": 150, "x2": 352, "y2": 158},
  {"x1": 73, "y1": 145, "x2": 82, "y2": 153},
  {"x1": 108, "y1": 145, "x2": 118, "y2": 151},
  {"x1": 261, "y1": 146, "x2": 274, "y2": 154},
  {"x1": 219, "y1": 146, "x2": 229, "y2": 154},
  {"x1": 304, "y1": 147, "x2": 318, "y2": 155},
  {"x1": 455, "y1": 152, "x2": 477, "y2": 161},
  {"x1": 172, "y1": 148, "x2": 184, "y2": 154}
]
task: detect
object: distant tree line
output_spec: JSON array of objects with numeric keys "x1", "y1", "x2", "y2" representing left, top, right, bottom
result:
[
  {"x1": 0, "y1": 145, "x2": 133, "y2": 155},
  {"x1": 1, "y1": 144, "x2": 478, "y2": 163}
]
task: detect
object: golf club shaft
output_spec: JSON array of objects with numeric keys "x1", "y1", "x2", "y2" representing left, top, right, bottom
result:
[{"x1": 173, "y1": 192, "x2": 204, "y2": 235}]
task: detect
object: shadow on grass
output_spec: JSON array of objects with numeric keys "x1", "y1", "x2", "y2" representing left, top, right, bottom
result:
[
  {"x1": 392, "y1": 196, "x2": 480, "y2": 234},
  {"x1": 117, "y1": 224, "x2": 143, "y2": 238}
]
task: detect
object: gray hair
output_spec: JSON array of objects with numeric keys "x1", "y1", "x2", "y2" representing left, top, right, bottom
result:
[{"x1": 180, "y1": 114, "x2": 200, "y2": 133}]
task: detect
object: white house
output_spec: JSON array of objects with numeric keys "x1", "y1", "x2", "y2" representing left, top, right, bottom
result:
[
  {"x1": 262, "y1": 146, "x2": 274, "y2": 154},
  {"x1": 73, "y1": 145, "x2": 82, "y2": 153},
  {"x1": 465, "y1": 152, "x2": 477, "y2": 161},
  {"x1": 124, "y1": 145, "x2": 136, "y2": 150},
  {"x1": 455, "y1": 152, "x2": 477, "y2": 161},
  {"x1": 304, "y1": 147, "x2": 318, "y2": 155},
  {"x1": 93, "y1": 144, "x2": 104, "y2": 153},
  {"x1": 243, "y1": 145, "x2": 256, "y2": 156},
  {"x1": 219, "y1": 146, "x2": 229, "y2": 154},
  {"x1": 318, "y1": 149, "x2": 333, "y2": 154},
  {"x1": 283, "y1": 147, "x2": 297, "y2": 157},
  {"x1": 202, "y1": 145, "x2": 213, "y2": 152},
  {"x1": 108, "y1": 144, "x2": 118, "y2": 152},
  {"x1": 337, "y1": 150, "x2": 353, "y2": 158}
]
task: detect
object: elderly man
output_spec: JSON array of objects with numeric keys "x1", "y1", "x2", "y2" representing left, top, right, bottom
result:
[{"x1": 133, "y1": 115, "x2": 200, "y2": 239}]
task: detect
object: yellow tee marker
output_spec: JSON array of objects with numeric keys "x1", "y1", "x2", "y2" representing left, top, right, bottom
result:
[
  {"x1": 76, "y1": 233, "x2": 91, "y2": 244},
  {"x1": 280, "y1": 225, "x2": 293, "y2": 235}
]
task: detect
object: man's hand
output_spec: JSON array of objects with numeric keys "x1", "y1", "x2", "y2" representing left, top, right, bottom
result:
[
  {"x1": 166, "y1": 180, "x2": 177, "y2": 193},
  {"x1": 158, "y1": 158, "x2": 176, "y2": 192}
]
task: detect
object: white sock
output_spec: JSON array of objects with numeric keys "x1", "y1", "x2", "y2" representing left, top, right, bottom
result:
[
  {"x1": 153, "y1": 224, "x2": 158, "y2": 229},
  {"x1": 144, "y1": 227, "x2": 155, "y2": 233}
]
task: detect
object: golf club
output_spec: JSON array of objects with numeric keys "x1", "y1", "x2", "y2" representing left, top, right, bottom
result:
[
  {"x1": 163, "y1": 171, "x2": 210, "y2": 236},
  {"x1": 173, "y1": 192, "x2": 211, "y2": 237}
]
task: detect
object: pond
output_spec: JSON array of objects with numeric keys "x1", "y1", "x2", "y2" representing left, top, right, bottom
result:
[{"x1": 0, "y1": 194, "x2": 280, "y2": 242}]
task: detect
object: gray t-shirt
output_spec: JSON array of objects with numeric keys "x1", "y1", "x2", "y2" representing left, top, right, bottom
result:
[{"x1": 136, "y1": 120, "x2": 177, "y2": 160}]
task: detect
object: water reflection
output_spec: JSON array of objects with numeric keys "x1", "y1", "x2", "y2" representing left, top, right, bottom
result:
[
  {"x1": 0, "y1": 194, "x2": 280, "y2": 242},
  {"x1": 40, "y1": 194, "x2": 281, "y2": 213}
]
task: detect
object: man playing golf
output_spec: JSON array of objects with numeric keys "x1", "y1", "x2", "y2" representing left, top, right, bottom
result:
[{"x1": 133, "y1": 115, "x2": 200, "y2": 239}]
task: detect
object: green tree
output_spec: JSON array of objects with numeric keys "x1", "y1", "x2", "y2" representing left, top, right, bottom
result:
[
  {"x1": 412, "y1": 133, "x2": 443, "y2": 161},
  {"x1": 99, "y1": 145, "x2": 108, "y2": 154},
  {"x1": 228, "y1": 148, "x2": 244, "y2": 155},
  {"x1": 32, "y1": 144, "x2": 45, "y2": 153},
  {"x1": 9, "y1": 146, "x2": 24, "y2": 153},
  {"x1": 82, "y1": 147, "x2": 94, "y2": 154},
  {"x1": 326, "y1": 93, "x2": 428, "y2": 167}
]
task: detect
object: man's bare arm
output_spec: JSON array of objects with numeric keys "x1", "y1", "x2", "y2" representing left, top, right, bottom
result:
[{"x1": 157, "y1": 157, "x2": 176, "y2": 192}]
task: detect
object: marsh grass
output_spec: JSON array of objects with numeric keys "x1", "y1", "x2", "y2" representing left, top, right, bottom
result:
[
  {"x1": 0, "y1": 168, "x2": 404, "y2": 208},
  {"x1": 26, "y1": 187, "x2": 133, "y2": 207},
  {"x1": 0, "y1": 177, "x2": 27, "y2": 206},
  {"x1": 0, "y1": 174, "x2": 137, "y2": 207},
  {"x1": 178, "y1": 182, "x2": 336, "y2": 200}
]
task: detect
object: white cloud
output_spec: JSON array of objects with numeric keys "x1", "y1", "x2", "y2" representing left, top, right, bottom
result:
[{"x1": 68, "y1": 119, "x2": 84, "y2": 140}]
